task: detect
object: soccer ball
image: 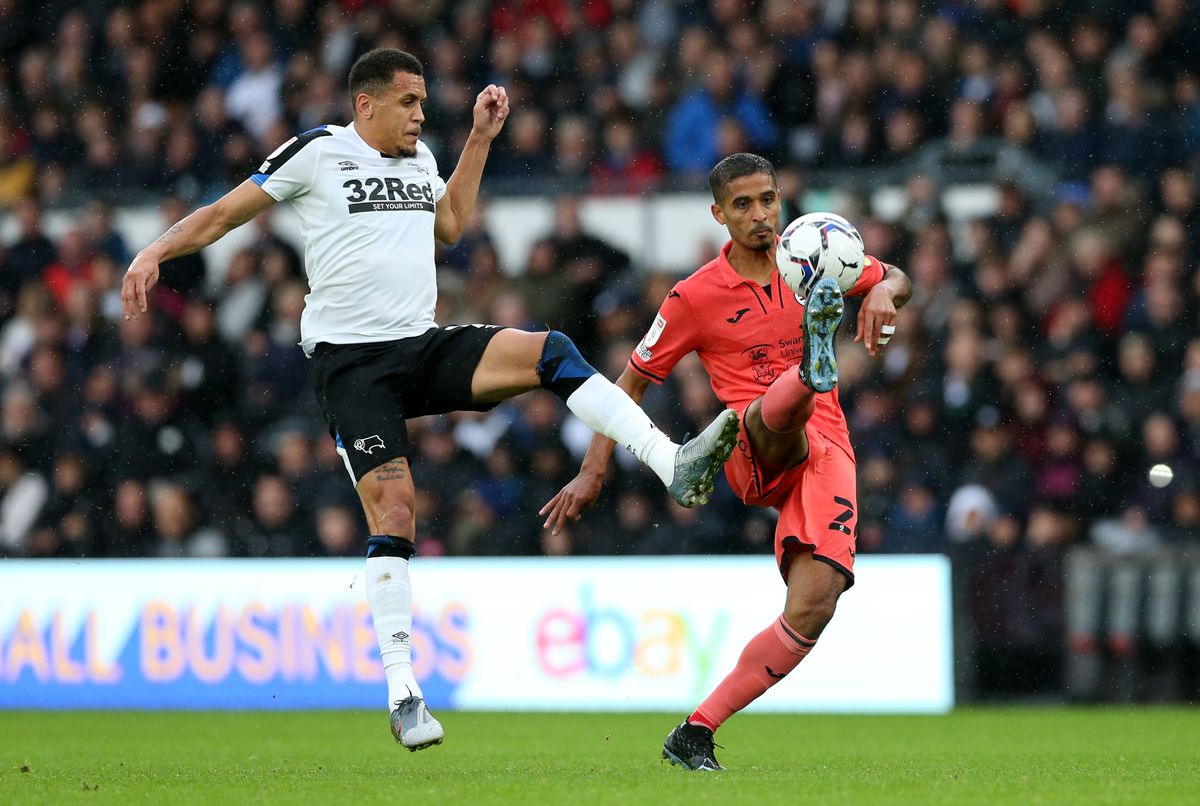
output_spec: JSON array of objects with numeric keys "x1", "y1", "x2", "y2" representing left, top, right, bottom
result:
[{"x1": 776, "y1": 212, "x2": 866, "y2": 297}]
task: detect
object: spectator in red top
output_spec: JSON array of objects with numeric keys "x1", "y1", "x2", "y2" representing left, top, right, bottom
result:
[
  {"x1": 591, "y1": 116, "x2": 664, "y2": 194},
  {"x1": 1068, "y1": 228, "x2": 1132, "y2": 336},
  {"x1": 491, "y1": 0, "x2": 575, "y2": 37},
  {"x1": 42, "y1": 229, "x2": 94, "y2": 308}
]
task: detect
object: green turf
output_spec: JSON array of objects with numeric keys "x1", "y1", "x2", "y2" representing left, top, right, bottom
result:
[{"x1": 2, "y1": 708, "x2": 1198, "y2": 804}]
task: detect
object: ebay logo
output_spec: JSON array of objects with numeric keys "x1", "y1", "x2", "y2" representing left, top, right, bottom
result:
[{"x1": 534, "y1": 585, "x2": 729, "y2": 693}]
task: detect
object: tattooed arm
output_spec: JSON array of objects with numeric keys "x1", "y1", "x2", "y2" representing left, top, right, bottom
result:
[{"x1": 122, "y1": 179, "x2": 276, "y2": 319}]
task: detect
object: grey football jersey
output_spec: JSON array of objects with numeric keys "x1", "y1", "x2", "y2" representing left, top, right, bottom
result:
[{"x1": 251, "y1": 123, "x2": 448, "y2": 355}]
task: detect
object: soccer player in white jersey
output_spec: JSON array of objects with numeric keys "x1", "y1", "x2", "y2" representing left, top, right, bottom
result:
[{"x1": 121, "y1": 49, "x2": 740, "y2": 751}]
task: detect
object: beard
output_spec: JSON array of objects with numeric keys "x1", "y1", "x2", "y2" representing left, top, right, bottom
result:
[
  {"x1": 394, "y1": 143, "x2": 418, "y2": 158},
  {"x1": 747, "y1": 231, "x2": 776, "y2": 251}
]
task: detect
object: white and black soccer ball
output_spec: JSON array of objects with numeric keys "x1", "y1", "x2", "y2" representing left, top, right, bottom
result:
[{"x1": 776, "y1": 212, "x2": 866, "y2": 297}]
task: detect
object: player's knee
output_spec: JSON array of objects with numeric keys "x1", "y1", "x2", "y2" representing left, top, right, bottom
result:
[
  {"x1": 375, "y1": 500, "x2": 415, "y2": 537},
  {"x1": 783, "y1": 591, "x2": 839, "y2": 638},
  {"x1": 537, "y1": 330, "x2": 597, "y2": 401},
  {"x1": 361, "y1": 484, "x2": 416, "y2": 537},
  {"x1": 365, "y1": 504, "x2": 416, "y2": 549}
]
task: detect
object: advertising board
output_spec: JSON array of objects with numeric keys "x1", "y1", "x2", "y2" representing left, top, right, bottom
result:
[{"x1": 0, "y1": 556, "x2": 952, "y2": 712}]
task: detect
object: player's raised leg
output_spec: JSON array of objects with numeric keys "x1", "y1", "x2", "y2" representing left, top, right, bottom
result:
[
  {"x1": 741, "y1": 372, "x2": 816, "y2": 474},
  {"x1": 355, "y1": 457, "x2": 444, "y2": 751},
  {"x1": 739, "y1": 274, "x2": 846, "y2": 473},
  {"x1": 471, "y1": 328, "x2": 739, "y2": 507}
]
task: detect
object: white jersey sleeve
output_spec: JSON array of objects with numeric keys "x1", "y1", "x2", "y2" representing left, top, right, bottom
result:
[{"x1": 251, "y1": 127, "x2": 332, "y2": 201}]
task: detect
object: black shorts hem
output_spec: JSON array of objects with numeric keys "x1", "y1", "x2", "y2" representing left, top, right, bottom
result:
[
  {"x1": 777, "y1": 537, "x2": 856, "y2": 589},
  {"x1": 812, "y1": 553, "x2": 855, "y2": 589}
]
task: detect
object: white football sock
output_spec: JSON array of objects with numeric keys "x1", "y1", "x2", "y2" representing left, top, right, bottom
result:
[
  {"x1": 565, "y1": 374, "x2": 679, "y2": 484},
  {"x1": 366, "y1": 555, "x2": 422, "y2": 709}
]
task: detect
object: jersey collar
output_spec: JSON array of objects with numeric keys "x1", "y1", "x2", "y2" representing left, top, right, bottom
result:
[
  {"x1": 345, "y1": 122, "x2": 373, "y2": 155},
  {"x1": 715, "y1": 239, "x2": 779, "y2": 288},
  {"x1": 346, "y1": 121, "x2": 403, "y2": 159}
]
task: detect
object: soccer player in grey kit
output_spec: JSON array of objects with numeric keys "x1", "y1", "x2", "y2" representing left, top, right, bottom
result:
[{"x1": 122, "y1": 49, "x2": 739, "y2": 750}]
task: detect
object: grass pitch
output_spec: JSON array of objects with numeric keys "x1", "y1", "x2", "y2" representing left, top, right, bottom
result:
[{"x1": 2, "y1": 708, "x2": 1198, "y2": 804}]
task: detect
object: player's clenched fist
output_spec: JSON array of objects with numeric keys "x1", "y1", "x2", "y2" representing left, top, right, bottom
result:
[
  {"x1": 472, "y1": 84, "x2": 509, "y2": 140},
  {"x1": 121, "y1": 254, "x2": 160, "y2": 320}
]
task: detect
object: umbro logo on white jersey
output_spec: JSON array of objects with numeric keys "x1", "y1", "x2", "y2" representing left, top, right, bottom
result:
[{"x1": 338, "y1": 160, "x2": 359, "y2": 171}]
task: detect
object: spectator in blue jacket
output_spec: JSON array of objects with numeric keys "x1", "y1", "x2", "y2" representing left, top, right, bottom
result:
[{"x1": 664, "y1": 49, "x2": 777, "y2": 175}]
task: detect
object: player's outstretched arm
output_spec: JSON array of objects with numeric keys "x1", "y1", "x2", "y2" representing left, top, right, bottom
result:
[
  {"x1": 540, "y1": 365, "x2": 652, "y2": 536},
  {"x1": 122, "y1": 180, "x2": 276, "y2": 319},
  {"x1": 854, "y1": 263, "x2": 912, "y2": 357},
  {"x1": 435, "y1": 84, "x2": 509, "y2": 244}
]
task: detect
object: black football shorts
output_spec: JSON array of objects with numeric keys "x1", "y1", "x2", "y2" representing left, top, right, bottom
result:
[{"x1": 309, "y1": 325, "x2": 503, "y2": 484}]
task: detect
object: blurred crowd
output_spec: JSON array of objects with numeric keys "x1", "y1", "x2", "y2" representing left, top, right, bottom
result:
[
  {"x1": 1, "y1": 0, "x2": 1196, "y2": 203},
  {"x1": 2, "y1": 1, "x2": 1200, "y2": 698}
]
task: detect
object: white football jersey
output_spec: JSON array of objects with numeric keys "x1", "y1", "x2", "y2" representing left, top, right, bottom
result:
[{"x1": 251, "y1": 123, "x2": 448, "y2": 355}]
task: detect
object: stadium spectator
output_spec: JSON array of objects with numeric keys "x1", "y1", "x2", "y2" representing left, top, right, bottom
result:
[
  {"x1": 959, "y1": 411, "x2": 1031, "y2": 514},
  {"x1": 5, "y1": 200, "x2": 55, "y2": 296},
  {"x1": 967, "y1": 510, "x2": 1065, "y2": 699},
  {"x1": 224, "y1": 32, "x2": 284, "y2": 142},
  {"x1": 315, "y1": 502, "x2": 361, "y2": 557},
  {"x1": 41, "y1": 228, "x2": 94, "y2": 308},
  {"x1": 591, "y1": 114, "x2": 665, "y2": 194},
  {"x1": 0, "y1": 447, "x2": 48, "y2": 556},
  {"x1": 885, "y1": 480, "x2": 945, "y2": 553},
  {"x1": 1166, "y1": 488, "x2": 1200, "y2": 545},
  {"x1": 99, "y1": 478, "x2": 154, "y2": 557},
  {"x1": 490, "y1": 107, "x2": 553, "y2": 178},
  {"x1": 148, "y1": 481, "x2": 227, "y2": 558},
  {"x1": 0, "y1": 111, "x2": 35, "y2": 208},
  {"x1": 664, "y1": 49, "x2": 777, "y2": 175},
  {"x1": 28, "y1": 451, "x2": 98, "y2": 558},
  {"x1": 196, "y1": 420, "x2": 261, "y2": 529},
  {"x1": 231, "y1": 473, "x2": 312, "y2": 557}
]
